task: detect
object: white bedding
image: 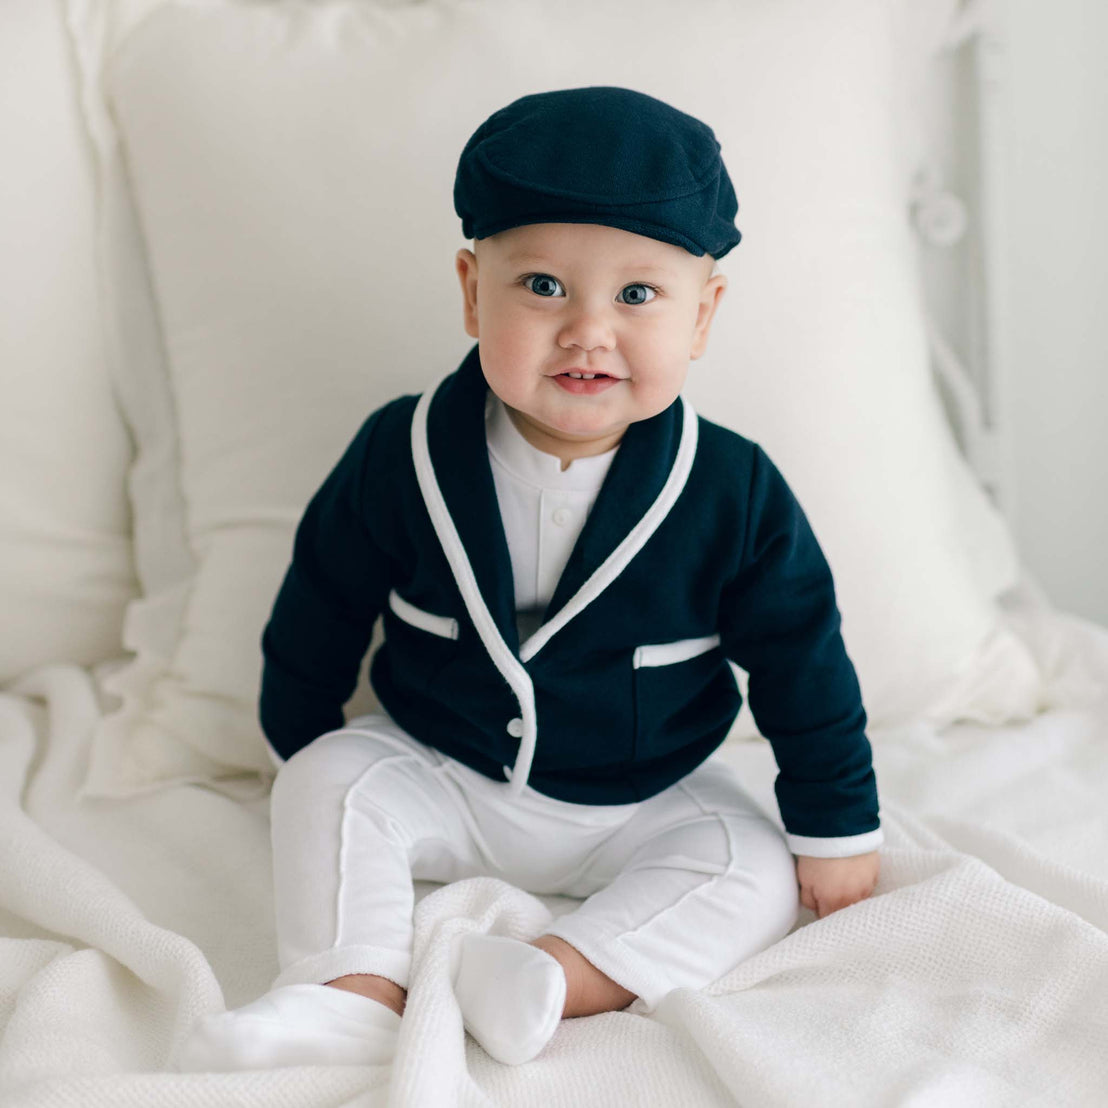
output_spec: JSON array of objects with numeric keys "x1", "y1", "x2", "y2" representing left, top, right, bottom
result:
[{"x1": 2, "y1": 577, "x2": 1107, "y2": 1108}]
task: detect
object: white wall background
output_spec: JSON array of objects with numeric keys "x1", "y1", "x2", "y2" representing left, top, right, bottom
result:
[{"x1": 997, "y1": 0, "x2": 1108, "y2": 625}]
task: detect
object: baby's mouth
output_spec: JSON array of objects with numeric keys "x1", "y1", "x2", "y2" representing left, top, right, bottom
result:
[{"x1": 552, "y1": 372, "x2": 620, "y2": 394}]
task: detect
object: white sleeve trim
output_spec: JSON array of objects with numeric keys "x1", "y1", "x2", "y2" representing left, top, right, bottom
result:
[{"x1": 786, "y1": 827, "x2": 884, "y2": 858}]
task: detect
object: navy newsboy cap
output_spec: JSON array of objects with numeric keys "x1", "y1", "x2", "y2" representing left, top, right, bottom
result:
[{"x1": 454, "y1": 86, "x2": 741, "y2": 259}]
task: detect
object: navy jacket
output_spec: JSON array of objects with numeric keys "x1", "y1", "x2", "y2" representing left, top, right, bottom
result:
[{"x1": 259, "y1": 343, "x2": 881, "y2": 847}]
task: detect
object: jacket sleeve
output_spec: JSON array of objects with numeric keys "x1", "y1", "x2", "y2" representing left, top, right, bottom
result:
[
  {"x1": 259, "y1": 407, "x2": 395, "y2": 763},
  {"x1": 718, "y1": 444, "x2": 883, "y2": 857}
]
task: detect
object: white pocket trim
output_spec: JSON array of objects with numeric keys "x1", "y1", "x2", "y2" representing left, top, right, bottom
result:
[
  {"x1": 388, "y1": 588, "x2": 459, "y2": 640},
  {"x1": 633, "y1": 633, "x2": 721, "y2": 669}
]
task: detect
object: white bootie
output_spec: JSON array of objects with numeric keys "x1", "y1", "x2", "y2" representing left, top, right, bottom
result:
[
  {"x1": 451, "y1": 933, "x2": 566, "y2": 1065},
  {"x1": 171, "y1": 983, "x2": 401, "y2": 1071}
]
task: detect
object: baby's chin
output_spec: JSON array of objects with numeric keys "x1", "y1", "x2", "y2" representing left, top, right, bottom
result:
[
  {"x1": 516, "y1": 412, "x2": 629, "y2": 453},
  {"x1": 531, "y1": 408, "x2": 628, "y2": 435}
]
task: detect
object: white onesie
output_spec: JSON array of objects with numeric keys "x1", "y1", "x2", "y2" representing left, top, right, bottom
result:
[
  {"x1": 259, "y1": 391, "x2": 799, "y2": 1006},
  {"x1": 483, "y1": 390, "x2": 620, "y2": 643},
  {"x1": 174, "y1": 390, "x2": 802, "y2": 1073}
]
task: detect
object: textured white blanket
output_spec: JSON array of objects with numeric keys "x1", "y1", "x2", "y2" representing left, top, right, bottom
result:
[{"x1": 2, "y1": 593, "x2": 1108, "y2": 1106}]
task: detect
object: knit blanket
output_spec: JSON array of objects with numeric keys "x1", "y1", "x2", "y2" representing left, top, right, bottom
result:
[{"x1": 2, "y1": 597, "x2": 1108, "y2": 1106}]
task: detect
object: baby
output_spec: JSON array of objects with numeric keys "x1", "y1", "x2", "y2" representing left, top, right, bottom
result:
[{"x1": 174, "y1": 85, "x2": 882, "y2": 1072}]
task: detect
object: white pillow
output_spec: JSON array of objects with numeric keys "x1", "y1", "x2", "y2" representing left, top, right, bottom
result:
[
  {"x1": 71, "y1": 0, "x2": 1043, "y2": 795},
  {"x1": 0, "y1": 0, "x2": 137, "y2": 685}
]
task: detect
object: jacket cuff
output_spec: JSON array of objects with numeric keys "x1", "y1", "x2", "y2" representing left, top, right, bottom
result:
[{"x1": 785, "y1": 826, "x2": 884, "y2": 858}]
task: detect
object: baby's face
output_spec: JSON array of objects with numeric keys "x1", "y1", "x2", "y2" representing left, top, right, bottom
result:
[{"x1": 454, "y1": 222, "x2": 727, "y2": 463}]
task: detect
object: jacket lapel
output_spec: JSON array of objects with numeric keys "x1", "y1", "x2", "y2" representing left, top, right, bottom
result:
[
  {"x1": 423, "y1": 342, "x2": 685, "y2": 660},
  {"x1": 540, "y1": 391, "x2": 683, "y2": 627},
  {"x1": 426, "y1": 343, "x2": 520, "y2": 655}
]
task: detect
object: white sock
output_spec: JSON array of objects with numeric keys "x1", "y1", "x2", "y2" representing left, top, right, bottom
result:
[
  {"x1": 171, "y1": 983, "x2": 402, "y2": 1071},
  {"x1": 451, "y1": 933, "x2": 566, "y2": 1065}
]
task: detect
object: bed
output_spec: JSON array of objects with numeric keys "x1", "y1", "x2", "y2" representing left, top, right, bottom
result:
[{"x1": 2, "y1": 0, "x2": 1107, "y2": 1105}]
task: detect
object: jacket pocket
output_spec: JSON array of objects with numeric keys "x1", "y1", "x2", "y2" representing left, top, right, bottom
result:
[
  {"x1": 633, "y1": 634, "x2": 720, "y2": 669},
  {"x1": 387, "y1": 588, "x2": 459, "y2": 639},
  {"x1": 632, "y1": 634, "x2": 739, "y2": 761},
  {"x1": 379, "y1": 589, "x2": 461, "y2": 698}
]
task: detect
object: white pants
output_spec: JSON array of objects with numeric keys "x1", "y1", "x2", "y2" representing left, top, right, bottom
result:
[{"x1": 269, "y1": 711, "x2": 800, "y2": 1013}]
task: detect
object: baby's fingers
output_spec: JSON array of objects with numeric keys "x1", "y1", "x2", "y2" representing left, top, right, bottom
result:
[
  {"x1": 799, "y1": 883, "x2": 819, "y2": 914},
  {"x1": 817, "y1": 887, "x2": 873, "y2": 918},
  {"x1": 816, "y1": 895, "x2": 850, "y2": 918}
]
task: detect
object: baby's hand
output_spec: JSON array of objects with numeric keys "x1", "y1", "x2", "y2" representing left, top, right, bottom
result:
[{"x1": 795, "y1": 851, "x2": 880, "y2": 919}]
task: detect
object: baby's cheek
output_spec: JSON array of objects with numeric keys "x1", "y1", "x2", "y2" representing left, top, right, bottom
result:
[{"x1": 627, "y1": 374, "x2": 684, "y2": 419}]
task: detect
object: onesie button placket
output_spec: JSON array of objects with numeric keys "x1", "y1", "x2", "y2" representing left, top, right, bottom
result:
[{"x1": 506, "y1": 717, "x2": 525, "y2": 737}]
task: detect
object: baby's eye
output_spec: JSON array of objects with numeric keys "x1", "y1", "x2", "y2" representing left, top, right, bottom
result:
[
  {"x1": 619, "y1": 283, "x2": 657, "y2": 306},
  {"x1": 523, "y1": 273, "x2": 564, "y2": 298}
]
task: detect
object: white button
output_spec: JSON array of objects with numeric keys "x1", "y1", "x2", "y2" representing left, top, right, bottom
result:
[
  {"x1": 506, "y1": 717, "x2": 525, "y2": 737},
  {"x1": 552, "y1": 507, "x2": 572, "y2": 526}
]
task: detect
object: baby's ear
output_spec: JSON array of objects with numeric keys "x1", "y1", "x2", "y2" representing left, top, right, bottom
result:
[
  {"x1": 690, "y1": 272, "x2": 728, "y2": 359},
  {"x1": 455, "y1": 248, "x2": 480, "y2": 339}
]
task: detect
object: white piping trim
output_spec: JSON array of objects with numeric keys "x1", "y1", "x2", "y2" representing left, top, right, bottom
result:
[
  {"x1": 410, "y1": 376, "x2": 698, "y2": 796},
  {"x1": 518, "y1": 397, "x2": 699, "y2": 664},
  {"x1": 411, "y1": 376, "x2": 537, "y2": 797},
  {"x1": 387, "y1": 588, "x2": 459, "y2": 640},
  {"x1": 633, "y1": 633, "x2": 720, "y2": 669}
]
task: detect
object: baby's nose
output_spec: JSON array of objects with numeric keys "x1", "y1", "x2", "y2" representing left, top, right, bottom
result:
[{"x1": 557, "y1": 304, "x2": 616, "y2": 352}]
